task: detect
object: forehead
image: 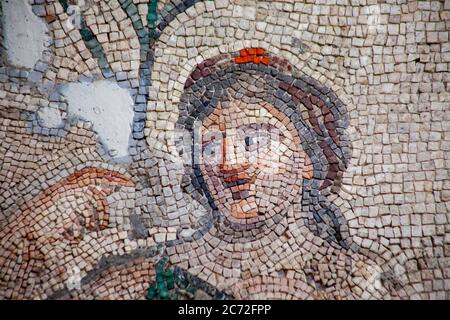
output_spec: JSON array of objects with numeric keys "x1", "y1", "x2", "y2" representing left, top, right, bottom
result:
[{"x1": 201, "y1": 99, "x2": 295, "y2": 132}]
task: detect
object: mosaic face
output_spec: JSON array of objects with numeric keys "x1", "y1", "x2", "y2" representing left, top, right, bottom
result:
[
  {"x1": 200, "y1": 98, "x2": 313, "y2": 221},
  {"x1": 178, "y1": 51, "x2": 352, "y2": 245}
]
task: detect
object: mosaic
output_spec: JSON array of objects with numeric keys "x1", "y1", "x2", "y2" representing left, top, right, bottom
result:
[{"x1": 0, "y1": 0, "x2": 449, "y2": 300}]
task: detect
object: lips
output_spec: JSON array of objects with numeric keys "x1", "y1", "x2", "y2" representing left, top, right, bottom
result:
[
  {"x1": 224, "y1": 179, "x2": 251, "y2": 189},
  {"x1": 222, "y1": 173, "x2": 254, "y2": 189}
]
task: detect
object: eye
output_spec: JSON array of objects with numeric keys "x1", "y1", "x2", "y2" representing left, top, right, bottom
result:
[
  {"x1": 244, "y1": 132, "x2": 269, "y2": 151},
  {"x1": 244, "y1": 136, "x2": 255, "y2": 147},
  {"x1": 202, "y1": 140, "x2": 221, "y2": 163}
]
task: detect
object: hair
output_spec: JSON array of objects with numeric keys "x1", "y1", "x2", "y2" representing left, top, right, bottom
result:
[{"x1": 175, "y1": 50, "x2": 354, "y2": 250}]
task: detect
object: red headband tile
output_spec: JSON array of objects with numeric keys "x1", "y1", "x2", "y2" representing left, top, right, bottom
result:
[{"x1": 235, "y1": 48, "x2": 270, "y2": 65}]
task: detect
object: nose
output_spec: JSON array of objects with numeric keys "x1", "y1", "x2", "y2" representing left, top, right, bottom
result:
[{"x1": 219, "y1": 134, "x2": 250, "y2": 175}]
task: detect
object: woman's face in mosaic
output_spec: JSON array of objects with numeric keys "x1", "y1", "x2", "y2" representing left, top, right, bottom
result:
[{"x1": 200, "y1": 99, "x2": 313, "y2": 222}]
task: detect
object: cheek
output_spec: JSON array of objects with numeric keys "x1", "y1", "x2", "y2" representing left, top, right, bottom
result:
[
  {"x1": 200, "y1": 164, "x2": 213, "y2": 181},
  {"x1": 253, "y1": 141, "x2": 294, "y2": 174},
  {"x1": 199, "y1": 164, "x2": 222, "y2": 191}
]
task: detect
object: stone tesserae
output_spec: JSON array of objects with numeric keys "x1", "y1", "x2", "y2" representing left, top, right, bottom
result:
[{"x1": 0, "y1": 0, "x2": 448, "y2": 300}]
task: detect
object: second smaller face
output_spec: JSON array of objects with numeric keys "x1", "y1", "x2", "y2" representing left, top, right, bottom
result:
[{"x1": 199, "y1": 99, "x2": 313, "y2": 222}]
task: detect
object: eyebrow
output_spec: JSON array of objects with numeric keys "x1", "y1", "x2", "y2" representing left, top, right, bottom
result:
[
  {"x1": 201, "y1": 122, "x2": 292, "y2": 146},
  {"x1": 237, "y1": 123, "x2": 291, "y2": 143},
  {"x1": 237, "y1": 123, "x2": 278, "y2": 132}
]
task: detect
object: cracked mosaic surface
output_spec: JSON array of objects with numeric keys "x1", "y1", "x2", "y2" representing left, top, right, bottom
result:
[{"x1": 0, "y1": 0, "x2": 449, "y2": 300}]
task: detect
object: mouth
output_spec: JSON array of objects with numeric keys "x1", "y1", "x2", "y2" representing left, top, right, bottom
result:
[
  {"x1": 222, "y1": 173, "x2": 255, "y2": 190},
  {"x1": 217, "y1": 174, "x2": 261, "y2": 219},
  {"x1": 223, "y1": 179, "x2": 251, "y2": 189},
  {"x1": 222, "y1": 175, "x2": 255, "y2": 202}
]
